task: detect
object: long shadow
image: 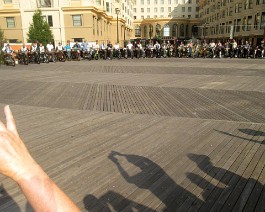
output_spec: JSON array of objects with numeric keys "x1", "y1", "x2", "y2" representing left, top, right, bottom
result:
[
  {"x1": 83, "y1": 191, "x2": 154, "y2": 211},
  {"x1": 0, "y1": 184, "x2": 20, "y2": 212},
  {"x1": 107, "y1": 151, "x2": 203, "y2": 211},
  {"x1": 187, "y1": 153, "x2": 264, "y2": 211},
  {"x1": 215, "y1": 128, "x2": 265, "y2": 145}
]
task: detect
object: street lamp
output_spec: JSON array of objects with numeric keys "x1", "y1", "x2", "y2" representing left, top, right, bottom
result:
[{"x1": 115, "y1": 8, "x2": 120, "y2": 44}]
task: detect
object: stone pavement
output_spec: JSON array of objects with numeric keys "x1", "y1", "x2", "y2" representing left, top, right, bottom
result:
[{"x1": 0, "y1": 58, "x2": 264, "y2": 211}]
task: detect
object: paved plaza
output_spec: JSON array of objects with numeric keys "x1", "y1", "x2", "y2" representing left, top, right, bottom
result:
[{"x1": 0, "y1": 58, "x2": 264, "y2": 211}]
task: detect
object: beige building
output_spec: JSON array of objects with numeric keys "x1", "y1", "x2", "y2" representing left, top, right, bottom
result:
[
  {"x1": 199, "y1": 0, "x2": 265, "y2": 44},
  {"x1": 0, "y1": 0, "x2": 23, "y2": 43},
  {"x1": 61, "y1": 0, "x2": 135, "y2": 45},
  {"x1": 132, "y1": 0, "x2": 201, "y2": 40},
  {"x1": 0, "y1": 0, "x2": 135, "y2": 46}
]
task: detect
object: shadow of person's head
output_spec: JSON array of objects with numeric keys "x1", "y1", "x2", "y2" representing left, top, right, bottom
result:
[{"x1": 238, "y1": 129, "x2": 264, "y2": 136}]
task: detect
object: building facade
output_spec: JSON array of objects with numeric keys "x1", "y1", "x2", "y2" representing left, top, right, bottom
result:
[
  {"x1": 0, "y1": 0, "x2": 23, "y2": 43},
  {"x1": 0, "y1": 0, "x2": 135, "y2": 46},
  {"x1": 1, "y1": 0, "x2": 264, "y2": 45},
  {"x1": 199, "y1": 0, "x2": 265, "y2": 44},
  {"x1": 132, "y1": 0, "x2": 201, "y2": 40}
]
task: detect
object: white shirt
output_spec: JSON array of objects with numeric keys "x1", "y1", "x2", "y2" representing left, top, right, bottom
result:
[
  {"x1": 46, "y1": 43, "x2": 54, "y2": 51},
  {"x1": 127, "y1": 43, "x2": 133, "y2": 50},
  {"x1": 94, "y1": 44, "x2": 99, "y2": 50},
  {"x1": 21, "y1": 46, "x2": 28, "y2": 53},
  {"x1": 101, "y1": 44, "x2": 106, "y2": 50},
  {"x1": 39, "y1": 46, "x2": 45, "y2": 53},
  {"x1": 114, "y1": 44, "x2": 120, "y2": 50},
  {"x1": 2, "y1": 46, "x2": 12, "y2": 54},
  {"x1": 57, "y1": 45, "x2": 64, "y2": 51},
  {"x1": 31, "y1": 45, "x2": 38, "y2": 52}
]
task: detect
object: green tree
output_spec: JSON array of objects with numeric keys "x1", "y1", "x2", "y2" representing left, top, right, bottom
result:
[
  {"x1": 27, "y1": 9, "x2": 53, "y2": 45},
  {"x1": 0, "y1": 28, "x2": 4, "y2": 64},
  {"x1": 0, "y1": 27, "x2": 4, "y2": 48}
]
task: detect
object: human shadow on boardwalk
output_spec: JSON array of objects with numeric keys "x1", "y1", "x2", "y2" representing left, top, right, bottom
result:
[
  {"x1": 107, "y1": 151, "x2": 204, "y2": 211},
  {"x1": 186, "y1": 153, "x2": 264, "y2": 211},
  {"x1": 0, "y1": 184, "x2": 20, "y2": 212},
  {"x1": 83, "y1": 190, "x2": 154, "y2": 211},
  {"x1": 215, "y1": 128, "x2": 265, "y2": 144}
]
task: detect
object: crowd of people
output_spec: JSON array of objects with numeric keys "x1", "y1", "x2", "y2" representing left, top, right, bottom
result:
[{"x1": 1, "y1": 38, "x2": 265, "y2": 66}]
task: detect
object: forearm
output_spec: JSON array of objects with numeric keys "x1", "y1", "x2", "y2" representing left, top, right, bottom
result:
[{"x1": 17, "y1": 164, "x2": 80, "y2": 212}]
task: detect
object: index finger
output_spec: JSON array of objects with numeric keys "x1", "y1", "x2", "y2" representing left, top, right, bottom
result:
[{"x1": 4, "y1": 105, "x2": 19, "y2": 137}]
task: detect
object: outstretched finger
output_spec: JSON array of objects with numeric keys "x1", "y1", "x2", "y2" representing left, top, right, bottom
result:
[
  {"x1": 4, "y1": 105, "x2": 19, "y2": 136},
  {"x1": 0, "y1": 120, "x2": 6, "y2": 132}
]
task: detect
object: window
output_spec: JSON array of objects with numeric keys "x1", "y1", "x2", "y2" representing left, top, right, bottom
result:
[
  {"x1": 72, "y1": 15, "x2": 82, "y2": 26},
  {"x1": 141, "y1": 0, "x2": 144, "y2": 4},
  {"x1": 161, "y1": 7, "x2": 164, "y2": 12},
  {"x1": 37, "y1": 0, "x2": 52, "y2": 7},
  {"x1": 74, "y1": 38, "x2": 82, "y2": 42},
  {"x1": 154, "y1": 7, "x2": 158, "y2": 12},
  {"x1": 163, "y1": 24, "x2": 170, "y2": 36},
  {"x1": 147, "y1": 8, "x2": 150, "y2": 12},
  {"x1": 154, "y1": 15, "x2": 157, "y2": 18},
  {"x1": 180, "y1": 24, "x2": 184, "y2": 36},
  {"x1": 133, "y1": 8, "x2": 136, "y2": 12},
  {"x1": 168, "y1": 7, "x2": 171, "y2": 12},
  {"x1": 106, "y1": 2, "x2": 110, "y2": 12},
  {"x1": 188, "y1": 15, "x2": 191, "y2": 18},
  {"x1": 141, "y1": 8, "x2": 144, "y2": 12},
  {"x1": 182, "y1": 7, "x2": 185, "y2": 12},
  {"x1": 188, "y1": 7, "x2": 191, "y2": 12},
  {"x1": 182, "y1": 0, "x2": 185, "y2": 3},
  {"x1": 161, "y1": 0, "x2": 164, "y2": 3},
  {"x1": 188, "y1": 0, "x2": 192, "y2": 3},
  {"x1": 135, "y1": 25, "x2": 141, "y2": 37},
  {"x1": 261, "y1": 12, "x2": 265, "y2": 29},
  {"x1": 168, "y1": 0, "x2": 171, "y2": 3},
  {"x1": 172, "y1": 24, "x2": 177, "y2": 36},
  {"x1": 4, "y1": 0, "x2": 12, "y2": 3},
  {"x1": 141, "y1": 15, "x2": 144, "y2": 19},
  {"x1": 254, "y1": 13, "x2": 260, "y2": 29},
  {"x1": 147, "y1": 0, "x2": 150, "y2": 4},
  {"x1": 154, "y1": 0, "x2": 158, "y2": 4},
  {"x1": 144, "y1": 25, "x2": 147, "y2": 37},
  {"x1": 147, "y1": 15, "x2": 150, "y2": 18},
  {"x1": 174, "y1": 7, "x2": 178, "y2": 12},
  {"x1": 41, "y1": 15, "x2": 53, "y2": 27},
  {"x1": 6, "y1": 17, "x2": 15, "y2": 28},
  {"x1": 236, "y1": 19, "x2": 241, "y2": 32},
  {"x1": 175, "y1": 0, "x2": 178, "y2": 3}
]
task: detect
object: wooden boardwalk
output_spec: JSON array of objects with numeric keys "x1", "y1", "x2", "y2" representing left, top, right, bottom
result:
[{"x1": 0, "y1": 58, "x2": 264, "y2": 211}]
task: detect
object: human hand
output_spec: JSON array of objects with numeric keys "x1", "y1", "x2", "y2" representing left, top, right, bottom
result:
[{"x1": 0, "y1": 106, "x2": 38, "y2": 182}]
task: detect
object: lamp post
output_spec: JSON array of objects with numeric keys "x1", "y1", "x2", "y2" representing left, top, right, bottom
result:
[{"x1": 115, "y1": 8, "x2": 120, "y2": 44}]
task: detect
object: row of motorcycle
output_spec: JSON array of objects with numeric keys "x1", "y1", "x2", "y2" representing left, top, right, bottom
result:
[
  {"x1": 189, "y1": 45, "x2": 265, "y2": 59},
  {"x1": 2, "y1": 44, "x2": 265, "y2": 66}
]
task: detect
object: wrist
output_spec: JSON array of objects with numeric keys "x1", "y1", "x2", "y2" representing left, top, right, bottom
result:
[{"x1": 13, "y1": 162, "x2": 47, "y2": 184}]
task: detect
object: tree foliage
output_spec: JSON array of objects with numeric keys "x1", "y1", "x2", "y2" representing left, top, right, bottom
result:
[
  {"x1": 27, "y1": 9, "x2": 53, "y2": 45},
  {"x1": 0, "y1": 27, "x2": 4, "y2": 46}
]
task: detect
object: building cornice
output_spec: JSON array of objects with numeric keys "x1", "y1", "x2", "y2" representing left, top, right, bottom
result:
[{"x1": 0, "y1": 9, "x2": 20, "y2": 14}]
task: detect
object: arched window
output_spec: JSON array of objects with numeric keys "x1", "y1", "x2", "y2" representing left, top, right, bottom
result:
[
  {"x1": 156, "y1": 24, "x2": 161, "y2": 37},
  {"x1": 135, "y1": 25, "x2": 141, "y2": 37},
  {"x1": 192, "y1": 25, "x2": 198, "y2": 37},
  {"x1": 172, "y1": 24, "x2": 178, "y2": 37},
  {"x1": 149, "y1": 24, "x2": 153, "y2": 38},
  {"x1": 163, "y1": 24, "x2": 170, "y2": 36},
  {"x1": 144, "y1": 25, "x2": 147, "y2": 37},
  {"x1": 180, "y1": 24, "x2": 184, "y2": 37}
]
